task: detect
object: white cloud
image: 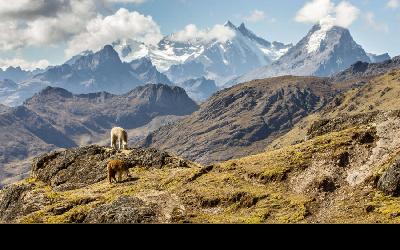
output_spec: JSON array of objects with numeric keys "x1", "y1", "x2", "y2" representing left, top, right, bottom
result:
[
  {"x1": 0, "y1": 58, "x2": 50, "y2": 71},
  {"x1": 66, "y1": 8, "x2": 162, "y2": 57},
  {"x1": 0, "y1": 0, "x2": 152, "y2": 52},
  {"x1": 0, "y1": 0, "x2": 98, "y2": 50},
  {"x1": 365, "y1": 12, "x2": 389, "y2": 33},
  {"x1": 244, "y1": 10, "x2": 266, "y2": 23},
  {"x1": 334, "y1": 1, "x2": 360, "y2": 28},
  {"x1": 295, "y1": 0, "x2": 360, "y2": 28},
  {"x1": 295, "y1": 0, "x2": 334, "y2": 23},
  {"x1": 387, "y1": 0, "x2": 400, "y2": 9},
  {"x1": 170, "y1": 24, "x2": 236, "y2": 44}
]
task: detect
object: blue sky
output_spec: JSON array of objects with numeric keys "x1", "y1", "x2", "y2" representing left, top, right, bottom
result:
[{"x1": 0, "y1": 0, "x2": 399, "y2": 69}]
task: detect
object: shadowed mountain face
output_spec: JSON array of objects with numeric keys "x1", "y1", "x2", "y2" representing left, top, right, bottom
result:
[
  {"x1": 0, "y1": 84, "x2": 198, "y2": 186},
  {"x1": 142, "y1": 76, "x2": 335, "y2": 164},
  {"x1": 24, "y1": 84, "x2": 199, "y2": 143},
  {"x1": 0, "y1": 106, "x2": 76, "y2": 166}
]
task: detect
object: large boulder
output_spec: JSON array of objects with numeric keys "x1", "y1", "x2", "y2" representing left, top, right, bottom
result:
[{"x1": 378, "y1": 160, "x2": 400, "y2": 196}]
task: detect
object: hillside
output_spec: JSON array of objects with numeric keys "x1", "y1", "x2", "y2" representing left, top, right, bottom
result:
[
  {"x1": 268, "y1": 68, "x2": 400, "y2": 151},
  {"x1": 1, "y1": 119, "x2": 400, "y2": 223},
  {"x1": 142, "y1": 76, "x2": 336, "y2": 164}
]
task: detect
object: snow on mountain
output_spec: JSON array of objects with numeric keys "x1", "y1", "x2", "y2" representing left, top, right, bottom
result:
[
  {"x1": 0, "y1": 46, "x2": 173, "y2": 106},
  {"x1": 178, "y1": 77, "x2": 218, "y2": 103},
  {"x1": 233, "y1": 23, "x2": 376, "y2": 85},
  {"x1": 367, "y1": 53, "x2": 391, "y2": 63},
  {"x1": 112, "y1": 21, "x2": 292, "y2": 86}
]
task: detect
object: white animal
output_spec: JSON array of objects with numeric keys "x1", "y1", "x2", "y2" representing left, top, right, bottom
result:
[{"x1": 111, "y1": 127, "x2": 128, "y2": 150}]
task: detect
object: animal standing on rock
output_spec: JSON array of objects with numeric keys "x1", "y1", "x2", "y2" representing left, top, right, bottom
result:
[
  {"x1": 111, "y1": 127, "x2": 128, "y2": 150},
  {"x1": 107, "y1": 159, "x2": 132, "y2": 184}
]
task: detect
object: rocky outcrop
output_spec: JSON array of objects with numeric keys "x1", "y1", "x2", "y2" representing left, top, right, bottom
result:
[
  {"x1": 378, "y1": 160, "x2": 400, "y2": 196},
  {"x1": 32, "y1": 145, "x2": 191, "y2": 191}
]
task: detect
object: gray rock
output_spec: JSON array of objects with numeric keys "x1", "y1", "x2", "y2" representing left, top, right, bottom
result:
[
  {"x1": 378, "y1": 160, "x2": 400, "y2": 196},
  {"x1": 84, "y1": 196, "x2": 160, "y2": 224}
]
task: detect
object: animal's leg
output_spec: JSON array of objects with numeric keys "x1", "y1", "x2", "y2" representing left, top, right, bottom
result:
[
  {"x1": 111, "y1": 135, "x2": 117, "y2": 149},
  {"x1": 125, "y1": 169, "x2": 132, "y2": 178}
]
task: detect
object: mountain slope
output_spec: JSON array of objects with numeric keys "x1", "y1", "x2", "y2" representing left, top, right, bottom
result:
[
  {"x1": 0, "y1": 106, "x2": 76, "y2": 182},
  {"x1": 234, "y1": 24, "x2": 378, "y2": 85},
  {"x1": 2, "y1": 120, "x2": 400, "y2": 223},
  {"x1": 142, "y1": 76, "x2": 335, "y2": 164}
]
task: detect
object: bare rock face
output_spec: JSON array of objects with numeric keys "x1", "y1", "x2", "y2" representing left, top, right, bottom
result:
[
  {"x1": 378, "y1": 160, "x2": 400, "y2": 196},
  {"x1": 84, "y1": 196, "x2": 160, "y2": 224},
  {"x1": 32, "y1": 145, "x2": 191, "y2": 191}
]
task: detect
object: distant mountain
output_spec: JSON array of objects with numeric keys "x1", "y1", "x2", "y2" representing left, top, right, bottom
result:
[
  {"x1": 32, "y1": 45, "x2": 172, "y2": 94},
  {"x1": 113, "y1": 21, "x2": 292, "y2": 86},
  {"x1": 0, "y1": 67, "x2": 35, "y2": 83},
  {"x1": 0, "y1": 84, "x2": 198, "y2": 185},
  {"x1": 178, "y1": 77, "x2": 218, "y2": 102},
  {"x1": 0, "y1": 79, "x2": 17, "y2": 90},
  {"x1": 234, "y1": 24, "x2": 386, "y2": 85},
  {"x1": 0, "y1": 45, "x2": 173, "y2": 106},
  {"x1": 24, "y1": 84, "x2": 198, "y2": 142},
  {"x1": 368, "y1": 53, "x2": 391, "y2": 63}
]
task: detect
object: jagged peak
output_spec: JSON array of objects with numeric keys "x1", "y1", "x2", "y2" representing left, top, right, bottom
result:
[{"x1": 224, "y1": 20, "x2": 237, "y2": 30}]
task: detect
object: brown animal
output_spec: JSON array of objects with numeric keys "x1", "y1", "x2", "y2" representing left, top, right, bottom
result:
[{"x1": 107, "y1": 159, "x2": 132, "y2": 184}]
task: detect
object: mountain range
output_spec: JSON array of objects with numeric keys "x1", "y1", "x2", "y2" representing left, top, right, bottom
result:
[
  {"x1": 0, "y1": 21, "x2": 391, "y2": 108},
  {"x1": 113, "y1": 21, "x2": 292, "y2": 85},
  {"x1": 232, "y1": 24, "x2": 390, "y2": 85},
  {"x1": 2, "y1": 61, "x2": 400, "y2": 224}
]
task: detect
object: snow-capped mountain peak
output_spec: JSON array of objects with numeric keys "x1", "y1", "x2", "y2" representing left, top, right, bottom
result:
[
  {"x1": 111, "y1": 21, "x2": 292, "y2": 85},
  {"x1": 233, "y1": 23, "x2": 386, "y2": 86}
]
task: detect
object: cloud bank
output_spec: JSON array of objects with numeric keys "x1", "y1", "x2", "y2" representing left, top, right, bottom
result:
[
  {"x1": 170, "y1": 24, "x2": 236, "y2": 44},
  {"x1": 295, "y1": 0, "x2": 360, "y2": 28}
]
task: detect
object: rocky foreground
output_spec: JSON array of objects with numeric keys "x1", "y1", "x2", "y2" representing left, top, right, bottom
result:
[{"x1": 1, "y1": 112, "x2": 400, "y2": 223}]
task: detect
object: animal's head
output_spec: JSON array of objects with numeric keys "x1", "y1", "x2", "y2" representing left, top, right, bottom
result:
[{"x1": 122, "y1": 142, "x2": 128, "y2": 150}]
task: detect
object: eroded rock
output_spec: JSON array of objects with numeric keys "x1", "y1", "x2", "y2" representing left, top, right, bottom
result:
[
  {"x1": 32, "y1": 145, "x2": 192, "y2": 191},
  {"x1": 84, "y1": 196, "x2": 160, "y2": 224},
  {"x1": 378, "y1": 160, "x2": 400, "y2": 196}
]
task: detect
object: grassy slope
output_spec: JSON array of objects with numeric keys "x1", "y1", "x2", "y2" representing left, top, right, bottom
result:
[{"x1": 11, "y1": 125, "x2": 400, "y2": 224}]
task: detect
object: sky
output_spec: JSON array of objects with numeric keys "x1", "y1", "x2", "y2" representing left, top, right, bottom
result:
[{"x1": 0, "y1": 0, "x2": 399, "y2": 70}]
